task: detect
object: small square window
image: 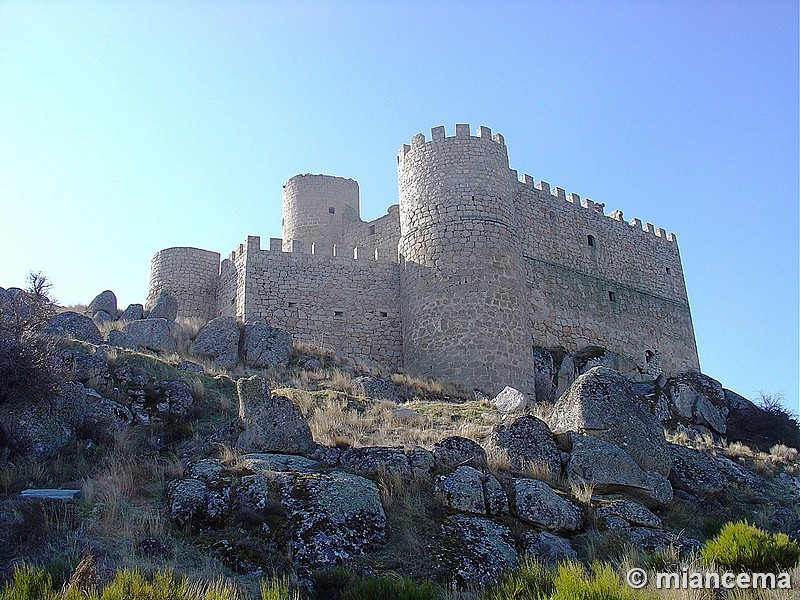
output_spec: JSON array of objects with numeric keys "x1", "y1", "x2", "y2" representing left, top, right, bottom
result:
[
  {"x1": 379, "y1": 311, "x2": 388, "y2": 318},
  {"x1": 328, "y1": 207, "x2": 335, "y2": 214},
  {"x1": 334, "y1": 310, "x2": 343, "y2": 317},
  {"x1": 608, "y1": 291, "x2": 616, "y2": 302},
  {"x1": 666, "y1": 267, "x2": 671, "y2": 275},
  {"x1": 587, "y1": 235, "x2": 596, "y2": 247},
  {"x1": 368, "y1": 225, "x2": 376, "y2": 235},
  {"x1": 288, "y1": 301, "x2": 297, "y2": 308}
]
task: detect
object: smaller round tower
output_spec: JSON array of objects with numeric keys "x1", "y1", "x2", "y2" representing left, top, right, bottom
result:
[
  {"x1": 147, "y1": 247, "x2": 220, "y2": 322},
  {"x1": 281, "y1": 174, "x2": 360, "y2": 254}
]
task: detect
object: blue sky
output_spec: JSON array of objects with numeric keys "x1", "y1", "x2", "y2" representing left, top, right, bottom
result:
[{"x1": 0, "y1": 1, "x2": 797, "y2": 412}]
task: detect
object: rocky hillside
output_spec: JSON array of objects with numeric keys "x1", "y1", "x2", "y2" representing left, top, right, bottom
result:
[{"x1": 0, "y1": 286, "x2": 798, "y2": 598}]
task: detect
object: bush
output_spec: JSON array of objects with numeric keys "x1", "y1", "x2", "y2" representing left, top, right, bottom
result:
[
  {"x1": 551, "y1": 562, "x2": 639, "y2": 600},
  {"x1": 339, "y1": 574, "x2": 443, "y2": 600},
  {"x1": 481, "y1": 555, "x2": 554, "y2": 600},
  {"x1": 260, "y1": 576, "x2": 300, "y2": 600},
  {"x1": 700, "y1": 521, "x2": 800, "y2": 571},
  {"x1": 0, "y1": 336, "x2": 60, "y2": 406},
  {"x1": 0, "y1": 564, "x2": 58, "y2": 600}
]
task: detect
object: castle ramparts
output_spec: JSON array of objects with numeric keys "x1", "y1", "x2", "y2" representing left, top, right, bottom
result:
[{"x1": 147, "y1": 124, "x2": 699, "y2": 396}]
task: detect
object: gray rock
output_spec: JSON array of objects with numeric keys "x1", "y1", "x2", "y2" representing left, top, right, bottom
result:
[
  {"x1": 618, "y1": 527, "x2": 702, "y2": 558},
  {"x1": 87, "y1": 290, "x2": 117, "y2": 317},
  {"x1": 235, "y1": 474, "x2": 272, "y2": 512},
  {"x1": 488, "y1": 415, "x2": 561, "y2": 478},
  {"x1": 276, "y1": 470, "x2": 386, "y2": 570},
  {"x1": 122, "y1": 318, "x2": 177, "y2": 353},
  {"x1": 406, "y1": 446, "x2": 435, "y2": 476},
  {"x1": 433, "y1": 436, "x2": 487, "y2": 469},
  {"x1": 61, "y1": 350, "x2": 108, "y2": 383},
  {"x1": 491, "y1": 386, "x2": 528, "y2": 413},
  {"x1": 310, "y1": 445, "x2": 342, "y2": 467},
  {"x1": 595, "y1": 499, "x2": 661, "y2": 529},
  {"x1": 192, "y1": 316, "x2": 240, "y2": 369},
  {"x1": 668, "y1": 443, "x2": 725, "y2": 497},
  {"x1": 242, "y1": 453, "x2": 320, "y2": 474},
  {"x1": 236, "y1": 375, "x2": 314, "y2": 454},
  {"x1": 106, "y1": 329, "x2": 138, "y2": 350},
  {"x1": 297, "y1": 356, "x2": 322, "y2": 370},
  {"x1": 521, "y1": 531, "x2": 578, "y2": 566},
  {"x1": 92, "y1": 310, "x2": 114, "y2": 326},
  {"x1": 663, "y1": 372, "x2": 728, "y2": 436},
  {"x1": 550, "y1": 366, "x2": 671, "y2": 476},
  {"x1": 167, "y1": 479, "x2": 211, "y2": 528},
  {"x1": 118, "y1": 303, "x2": 144, "y2": 322},
  {"x1": 341, "y1": 446, "x2": 411, "y2": 479},
  {"x1": 576, "y1": 346, "x2": 647, "y2": 381},
  {"x1": 44, "y1": 311, "x2": 102, "y2": 344},
  {"x1": 438, "y1": 515, "x2": 518, "y2": 587},
  {"x1": 155, "y1": 380, "x2": 194, "y2": 416},
  {"x1": 0, "y1": 391, "x2": 75, "y2": 459},
  {"x1": 511, "y1": 478, "x2": 583, "y2": 533},
  {"x1": 389, "y1": 407, "x2": 425, "y2": 425},
  {"x1": 554, "y1": 354, "x2": 576, "y2": 400},
  {"x1": 241, "y1": 321, "x2": 291, "y2": 368},
  {"x1": 353, "y1": 376, "x2": 400, "y2": 403},
  {"x1": 148, "y1": 290, "x2": 178, "y2": 321},
  {"x1": 435, "y1": 466, "x2": 486, "y2": 514},
  {"x1": 532, "y1": 347, "x2": 555, "y2": 403},
  {"x1": 566, "y1": 434, "x2": 673, "y2": 507},
  {"x1": 484, "y1": 474, "x2": 510, "y2": 515},
  {"x1": 176, "y1": 360, "x2": 204, "y2": 373}
]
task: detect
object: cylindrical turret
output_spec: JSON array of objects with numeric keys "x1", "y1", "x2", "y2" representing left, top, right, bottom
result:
[
  {"x1": 397, "y1": 124, "x2": 534, "y2": 395},
  {"x1": 281, "y1": 174, "x2": 360, "y2": 254},
  {"x1": 147, "y1": 247, "x2": 221, "y2": 322}
]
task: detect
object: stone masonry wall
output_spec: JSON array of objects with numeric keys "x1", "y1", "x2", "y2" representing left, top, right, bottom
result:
[
  {"x1": 343, "y1": 205, "x2": 401, "y2": 263},
  {"x1": 236, "y1": 236, "x2": 402, "y2": 369},
  {"x1": 147, "y1": 247, "x2": 220, "y2": 322}
]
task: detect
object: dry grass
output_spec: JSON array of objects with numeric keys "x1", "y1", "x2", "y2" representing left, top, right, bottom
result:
[
  {"x1": 769, "y1": 443, "x2": 798, "y2": 464},
  {"x1": 725, "y1": 441, "x2": 755, "y2": 460}
]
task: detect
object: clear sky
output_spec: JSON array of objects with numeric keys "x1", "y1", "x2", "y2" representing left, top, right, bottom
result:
[{"x1": 0, "y1": 1, "x2": 797, "y2": 412}]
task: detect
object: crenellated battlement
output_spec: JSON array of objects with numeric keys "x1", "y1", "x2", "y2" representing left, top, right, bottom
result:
[
  {"x1": 397, "y1": 123, "x2": 506, "y2": 163},
  {"x1": 226, "y1": 235, "x2": 396, "y2": 264}
]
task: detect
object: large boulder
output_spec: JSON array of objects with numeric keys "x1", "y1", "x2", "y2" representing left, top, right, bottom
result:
[
  {"x1": 522, "y1": 531, "x2": 578, "y2": 566},
  {"x1": 565, "y1": 434, "x2": 673, "y2": 507},
  {"x1": 549, "y1": 366, "x2": 670, "y2": 476},
  {"x1": 667, "y1": 443, "x2": 725, "y2": 497},
  {"x1": 662, "y1": 372, "x2": 728, "y2": 436},
  {"x1": 241, "y1": 321, "x2": 291, "y2": 368},
  {"x1": 167, "y1": 459, "x2": 232, "y2": 529},
  {"x1": 595, "y1": 499, "x2": 662, "y2": 529},
  {"x1": 491, "y1": 386, "x2": 528, "y2": 413},
  {"x1": 118, "y1": 303, "x2": 144, "y2": 323},
  {"x1": 122, "y1": 319, "x2": 177, "y2": 354},
  {"x1": 0, "y1": 390, "x2": 75, "y2": 459},
  {"x1": 574, "y1": 346, "x2": 649, "y2": 381},
  {"x1": 147, "y1": 290, "x2": 178, "y2": 321},
  {"x1": 511, "y1": 478, "x2": 583, "y2": 533},
  {"x1": 340, "y1": 446, "x2": 411, "y2": 479},
  {"x1": 434, "y1": 466, "x2": 508, "y2": 516},
  {"x1": 276, "y1": 470, "x2": 386, "y2": 570},
  {"x1": 353, "y1": 376, "x2": 400, "y2": 403},
  {"x1": 438, "y1": 515, "x2": 518, "y2": 587},
  {"x1": 532, "y1": 347, "x2": 555, "y2": 403},
  {"x1": 488, "y1": 415, "x2": 561, "y2": 478},
  {"x1": 236, "y1": 375, "x2": 314, "y2": 454},
  {"x1": 433, "y1": 436, "x2": 487, "y2": 469},
  {"x1": 87, "y1": 290, "x2": 117, "y2": 317},
  {"x1": 43, "y1": 312, "x2": 102, "y2": 344},
  {"x1": 192, "y1": 316, "x2": 240, "y2": 369}
]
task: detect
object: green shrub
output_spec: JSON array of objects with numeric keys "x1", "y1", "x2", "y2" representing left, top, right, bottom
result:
[
  {"x1": 340, "y1": 574, "x2": 443, "y2": 600},
  {"x1": 700, "y1": 520, "x2": 800, "y2": 571},
  {"x1": 481, "y1": 555, "x2": 554, "y2": 599},
  {"x1": 260, "y1": 576, "x2": 300, "y2": 600},
  {"x1": 99, "y1": 568, "x2": 186, "y2": 600},
  {"x1": 551, "y1": 562, "x2": 640, "y2": 600},
  {"x1": 0, "y1": 564, "x2": 58, "y2": 600}
]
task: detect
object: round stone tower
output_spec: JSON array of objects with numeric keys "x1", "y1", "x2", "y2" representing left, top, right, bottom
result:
[
  {"x1": 397, "y1": 124, "x2": 534, "y2": 396},
  {"x1": 281, "y1": 174, "x2": 360, "y2": 254},
  {"x1": 147, "y1": 247, "x2": 220, "y2": 322}
]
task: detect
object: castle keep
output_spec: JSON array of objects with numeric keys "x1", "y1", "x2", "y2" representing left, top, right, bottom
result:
[{"x1": 147, "y1": 124, "x2": 700, "y2": 396}]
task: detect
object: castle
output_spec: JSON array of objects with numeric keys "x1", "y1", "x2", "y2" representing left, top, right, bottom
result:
[{"x1": 147, "y1": 124, "x2": 699, "y2": 397}]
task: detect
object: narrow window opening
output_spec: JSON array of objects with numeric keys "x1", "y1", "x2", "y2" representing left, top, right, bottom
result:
[
  {"x1": 281, "y1": 218, "x2": 284, "y2": 226},
  {"x1": 368, "y1": 225, "x2": 376, "y2": 235},
  {"x1": 328, "y1": 207, "x2": 335, "y2": 214},
  {"x1": 334, "y1": 310, "x2": 343, "y2": 317},
  {"x1": 666, "y1": 267, "x2": 672, "y2": 275},
  {"x1": 287, "y1": 301, "x2": 297, "y2": 308},
  {"x1": 379, "y1": 311, "x2": 388, "y2": 318},
  {"x1": 608, "y1": 291, "x2": 616, "y2": 302},
  {"x1": 587, "y1": 235, "x2": 596, "y2": 247},
  {"x1": 231, "y1": 297, "x2": 235, "y2": 305}
]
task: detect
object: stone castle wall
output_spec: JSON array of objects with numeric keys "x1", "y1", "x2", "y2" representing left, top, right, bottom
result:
[{"x1": 147, "y1": 123, "x2": 700, "y2": 391}]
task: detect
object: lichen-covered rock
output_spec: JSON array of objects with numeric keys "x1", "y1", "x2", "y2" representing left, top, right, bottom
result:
[
  {"x1": 435, "y1": 466, "x2": 486, "y2": 514},
  {"x1": 595, "y1": 499, "x2": 661, "y2": 529},
  {"x1": 44, "y1": 312, "x2": 102, "y2": 344},
  {"x1": 176, "y1": 360, "x2": 204, "y2": 373},
  {"x1": 353, "y1": 376, "x2": 400, "y2": 403},
  {"x1": 433, "y1": 436, "x2": 487, "y2": 469},
  {"x1": 118, "y1": 303, "x2": 144, "y2": 322},
  {"x1": 437, "y1": 515, "x2": 518, "y2": 587},
  {"x1": 566, "y1": 434, "x2": 673, "y2": 507},
  {"x1": 87, "y1": 290, "x2": 117, "y2": 318},
  {"x1": 668, "y1": 443, "x2": 725, "y2": 497},
  {"x1": 92, "y1": 310, "x2": 114, "y2": 326},
  {"x1": 341, "y1": 446, "x2": 411, "y2": 478},
  {"x1": 554, "y1": 354, "x2": 576, "y2": 400},
  {"x1": 484, "y1": 474, "x2": 509, "y2": 515},
  {"x1": 276, "y1": 471, "x2": 386, "y2": 570},
  {"x1": 61, "y1": 350, "x2": 108, "y2": 384},
  {"x1": 663, "y1": 372, "x2": 728, "y2": 436},
  {"x1": 550, "y1": 366, "x2": 670, "y2": 476},
  {"x1": 488, "y1": 415, "x2": 561, "y2": 478},
  {"x1": 491, "y1": 386, "x2": 528, "y2": 413},
  {"x1": 105, "y1": 329, "x2": 138, "y2": 350},
  {"x1": 511, "y1": 478, "x2": 583, "y2": 533},
  {"x1": 236, "y1": 376, "x2": 314, "y2": 454},
  {"x1": 577, "y1": 346, "x2": 648, "y2": 381},
  {"x1": 122, "y1": 318, "x2": 177, "y2": 353},
  {"x1": 242, "y1": 453, "x2": 320, "y2": 474},
  {"x1": 192, "y1": 316, "x2": 240, "y2": 369},
  {"x1": 154, "y1": 380, "x2": 194, "y2": 416},
  {"x1": 167, "y1": 459, "x2": 232, "y2": 529},
  {"x1": 522, "y1": 530, "x2": 578, "y2": 566},
  {"x1": 147, "y1": 290, "x2": 178, "y2": 321},
  {"x1": 406, "y1": 446, "x2": 435, "y2": 476},
  {"x1": 167, "y1": 479, "x2": 211, "y2": 528},
  {"x1": 617, "y1": 527, "x2": 701, "y2": 558},
  {"x1": 0, "y1": 392, "x2": 75, "y2": 459},
  {"x1": 69, "y1": 385, "x2": 133, "y2": 442},
  {"x1": 241, "y1": 321, "x2": 291, "y2": 368}
]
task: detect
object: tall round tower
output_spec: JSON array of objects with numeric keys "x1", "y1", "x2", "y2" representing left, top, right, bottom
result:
[
  {"x1": 397, "y1": 124, "x2": 534, "y2": 395},
  {"x1": 281, "y1": 174, "x2": 360, "y2": 253},
  {"x1": 147, "y1": 247, "x2": 221, "y2": 322}
]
